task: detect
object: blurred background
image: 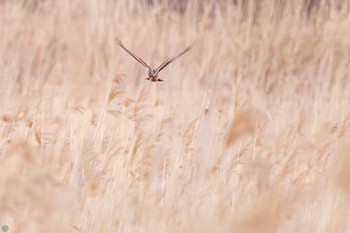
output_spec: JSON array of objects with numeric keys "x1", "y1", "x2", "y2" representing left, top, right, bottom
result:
[{"x1": 0, "y1": 1, "x2": 350, "y2": 233}]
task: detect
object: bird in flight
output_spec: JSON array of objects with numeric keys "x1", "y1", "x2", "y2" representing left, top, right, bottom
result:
[{"x1": 115, "y1": 36, "x2": 195, "y2": 82}]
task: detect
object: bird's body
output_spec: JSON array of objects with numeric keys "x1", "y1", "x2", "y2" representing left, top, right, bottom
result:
[
  {"x1": 147, "y1": 68, "x2": 162, "y2": 82},
  {"x1": 115, "y1": 36, "x2": 194, "y2": 82}
]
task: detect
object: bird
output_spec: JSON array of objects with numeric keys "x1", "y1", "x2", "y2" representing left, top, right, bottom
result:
[{"x1": 115, "y1": 36, "x2": 195, "y2": 82}]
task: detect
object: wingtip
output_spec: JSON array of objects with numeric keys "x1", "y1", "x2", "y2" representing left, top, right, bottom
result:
[
  {"x1": 185, "y1": 39, "x2": 198, "y2": 51},
  {"x1": 191, "y1": 39, "x2": 199, "y2": 47},
  {"x1": 115, "y1": 35, "x2": 122, "y2": 44}
]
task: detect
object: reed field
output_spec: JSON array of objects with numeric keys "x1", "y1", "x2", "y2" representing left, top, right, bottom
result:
[{"x1": 1, "y1": 0, "x2": 350, "y2": 232}]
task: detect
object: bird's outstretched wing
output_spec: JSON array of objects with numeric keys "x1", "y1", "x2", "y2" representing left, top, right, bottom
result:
[
  {"x1": 156, "y1": 41, "x2": 196, "y2": 72},
  {"x1": 115, "y1": 36, "x2": 151, "y2": 69}
]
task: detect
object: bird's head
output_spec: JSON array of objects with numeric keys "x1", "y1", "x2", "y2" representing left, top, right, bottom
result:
[{"x1": 148, "y1": 68, "x2": 158, "y2": 78}]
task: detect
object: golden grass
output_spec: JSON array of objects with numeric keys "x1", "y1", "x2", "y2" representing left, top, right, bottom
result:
[{"x1": 0, "y1": 0, "x2": 350, "y2": 232}]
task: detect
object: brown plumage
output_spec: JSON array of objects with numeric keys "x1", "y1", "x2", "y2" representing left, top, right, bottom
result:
[{"x1": 115, "y1": 36, "x2": 195, "y2": 82}]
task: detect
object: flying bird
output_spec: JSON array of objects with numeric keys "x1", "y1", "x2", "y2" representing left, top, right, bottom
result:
[{"x1": 115, "y1": 36, "x2": 195, "y2": 82}]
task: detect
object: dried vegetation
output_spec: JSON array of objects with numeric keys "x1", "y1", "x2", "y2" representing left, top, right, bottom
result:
[{"x1": 0, "y1": 0, "x2": 350, "y2": 232}]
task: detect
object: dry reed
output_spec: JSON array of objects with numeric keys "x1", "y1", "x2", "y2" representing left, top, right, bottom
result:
[{"x1": 0, "y1": 0, "x2": 349, "y2": 232}]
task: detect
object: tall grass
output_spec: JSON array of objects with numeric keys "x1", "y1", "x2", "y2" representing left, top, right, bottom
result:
[{"x1": 0, "y1": 0, "x2": 350, "y2": 232}]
